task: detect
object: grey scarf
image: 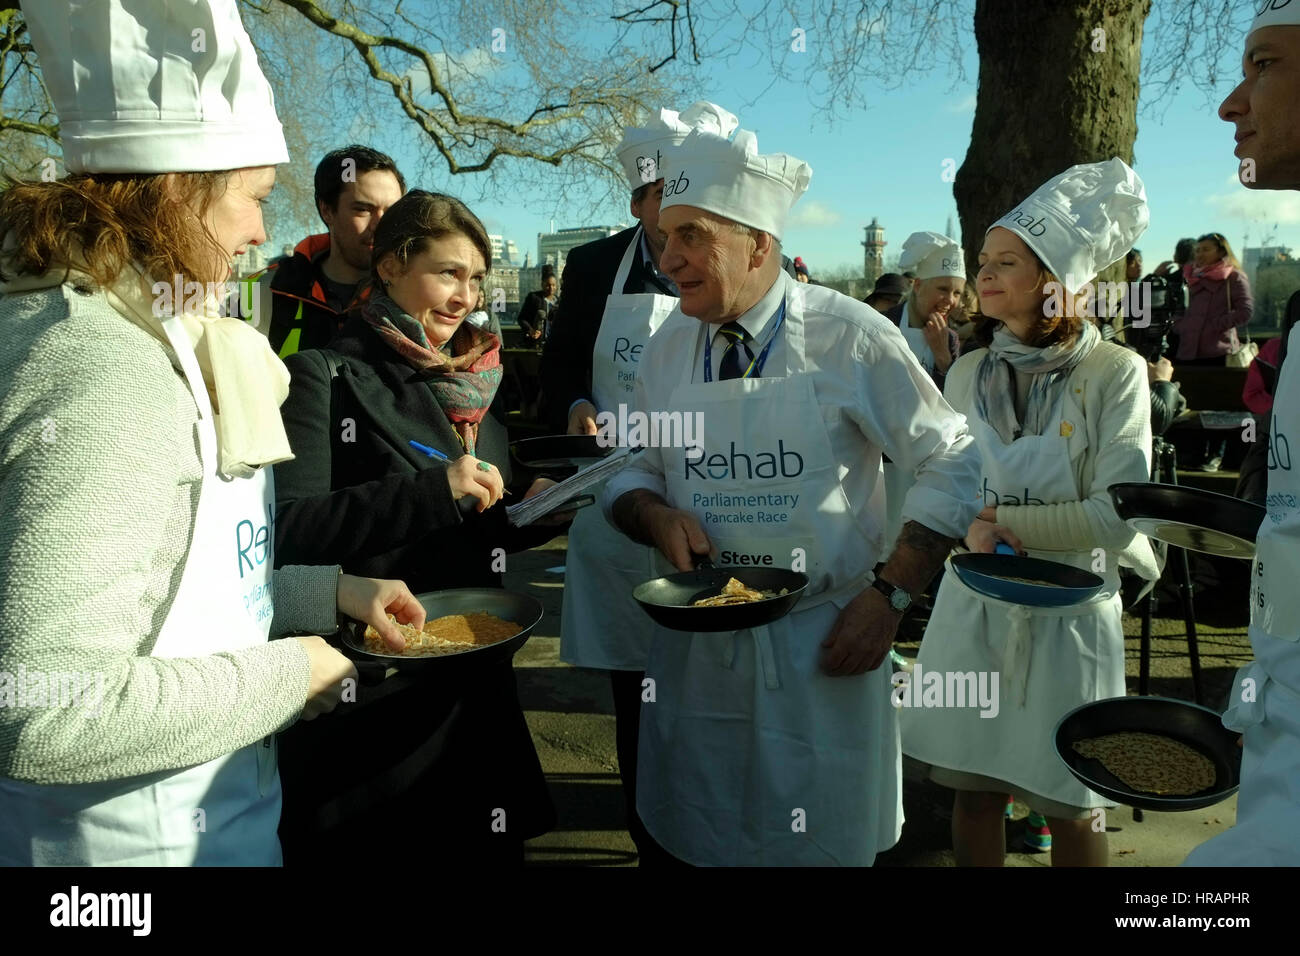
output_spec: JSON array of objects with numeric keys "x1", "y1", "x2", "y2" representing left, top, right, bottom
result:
[{"x1": 974, "y1": 321, "x2": 1101, "y2": 444}]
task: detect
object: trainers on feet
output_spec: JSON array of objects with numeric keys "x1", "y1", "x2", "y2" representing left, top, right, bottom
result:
[
  {"x1": 1199, "y1": 457, "x2": 1223, "y2": 472},
  {"x1": 1023, "y1": 810, "x2": 1052, "y2": 852}
]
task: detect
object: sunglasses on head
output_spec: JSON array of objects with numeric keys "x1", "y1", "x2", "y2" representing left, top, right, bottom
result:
[{"x1": 1198, "y1": 233, "x2": 1226, "y2": 244}]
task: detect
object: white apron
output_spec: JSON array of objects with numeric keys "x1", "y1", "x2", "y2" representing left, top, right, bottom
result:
[
  {"x1": 637, "y1": 290, "x2": 902, "y2": 866},
  {"x1": 901, "y1": 390, "x2": 1126, "y2": 808},
  {"x1": 561, "y1": 228, "x2": 677, "y2": 670},
  {"x1": 0, "y1": 317, "x2": 282, "y2": 866},
  {"x1": 882, "y1": 304, "x2": 934, "y2": 555},
  {"x1": 1186, "y1": 324, "x2": 1300, "y2": 866}
]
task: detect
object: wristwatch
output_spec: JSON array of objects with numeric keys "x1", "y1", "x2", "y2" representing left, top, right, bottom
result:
[{"x1": 870, "y1": 576, "x2": 912, "y2": 614}]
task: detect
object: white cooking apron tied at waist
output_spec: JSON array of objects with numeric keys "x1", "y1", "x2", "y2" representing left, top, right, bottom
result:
[
  {"x1": 901, "y1": 390, "x2": 1125, "y2": 809},
  {"x1": 0, "y1": 316, "x2": 282, "y2": 866},
  {"x1": 561, "y1": 227, "x2": 678, "y2": 671},
  {"x1": 638, "y1": 287, "x2": 900, "y2": 866},
  {"x1": 1188, "y1": 323, "x2": 1300, "y2": 865}
]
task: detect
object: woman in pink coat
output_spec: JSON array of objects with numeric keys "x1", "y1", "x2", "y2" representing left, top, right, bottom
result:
[
  {"x1": 1175, "y1": 233, "x2": 1254, "y2": 470},
  {"x1": 1175, "y1": 232, "x2": 1253, "y2": 364}
]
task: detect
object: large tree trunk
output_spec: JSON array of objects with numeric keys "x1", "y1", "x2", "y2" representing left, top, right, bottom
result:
[{"x1": 954, "y1": 0, "x2": 1151, "y2": 288}]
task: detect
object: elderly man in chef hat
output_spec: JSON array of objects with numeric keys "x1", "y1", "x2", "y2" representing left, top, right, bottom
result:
[
  {"x1": 601, "y1": 128, "x2": 983, "y2": 866},
  {"x1": 541, "y1": 101, "x2": 739, "y2": 863},
  {"x1": 1185, "y1": 1, "x2": 1300, "y2": 868}
]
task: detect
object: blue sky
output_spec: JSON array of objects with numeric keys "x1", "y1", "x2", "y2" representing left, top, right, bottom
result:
[{"x1": 276, "y1": 4, "x2": 1299, "y2": 278}]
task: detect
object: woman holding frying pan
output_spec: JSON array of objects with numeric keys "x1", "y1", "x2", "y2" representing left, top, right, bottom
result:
[
  {"x1": 901, "y1": 159, "x2": 1159, "y2": 867},
  {"x1": 271, "y1": 191, "x2": 568, "y2": 866}
]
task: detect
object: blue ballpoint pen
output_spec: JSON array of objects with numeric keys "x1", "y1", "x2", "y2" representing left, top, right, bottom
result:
[{"x1": 408, "y1": 439, "x2": 451, "y2": 462}]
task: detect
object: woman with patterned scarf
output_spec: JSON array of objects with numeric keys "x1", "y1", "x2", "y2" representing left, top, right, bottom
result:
[
  {"x1": 272, "y1": 191, "x2": 566, "y2": 866},
  {"x1": 901, "y1": 159, "x2": 1160, "y2": 868}
]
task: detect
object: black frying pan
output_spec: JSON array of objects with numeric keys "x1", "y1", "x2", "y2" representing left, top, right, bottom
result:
[
  {"x1": 632, "y1": 561, "x2": 809, "y2": 632},
  {"x1": 340, "y1": 588, "x2": 543, "y2": 672},
  {"x1": 1054, "y1": 696, "x2": 1241, "y2": 812},
  {"x1": 511, "y1": 435, "x2": 614, "y2": 468},
  {"x1": 1109, "y1": 482, "x2": 1265, "y2": 559},
  {"x1": 949, "y1": 543, "x2": 1105, "y2": 607}
]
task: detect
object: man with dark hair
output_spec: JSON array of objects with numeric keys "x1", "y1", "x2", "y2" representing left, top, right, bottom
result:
[
  {"x1": 518, "y1": 267, "x2": 558, "y2": 343},
  {"x1": 1184, "y1": 3, "x2": 1300, "y2": 867},
  {"x1": 240, "y1": 144, "x2": 405, "y2": 355}
]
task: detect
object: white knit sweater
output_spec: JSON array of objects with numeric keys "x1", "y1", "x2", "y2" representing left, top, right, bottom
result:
[
  {"x1": 0, "y1": 283, "x2": 337, "y2": 785},
  {"x1": 945, "y1": 340, "x2": 1160, "y2": 580}
]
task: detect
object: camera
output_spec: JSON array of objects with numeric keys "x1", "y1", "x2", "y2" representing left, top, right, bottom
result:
[{"x1": 1126, "y1": 269, "x2": 1185, "y2": 362}]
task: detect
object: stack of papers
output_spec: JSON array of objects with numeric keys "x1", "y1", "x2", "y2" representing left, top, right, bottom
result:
[{"x1": 506, "y1": 445, "x2": 641, "y2": 526}]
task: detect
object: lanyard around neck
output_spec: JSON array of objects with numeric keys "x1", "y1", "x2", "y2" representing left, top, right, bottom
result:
[{"x1": 703, "y1": 298, "x2": 786, "y2": 383}]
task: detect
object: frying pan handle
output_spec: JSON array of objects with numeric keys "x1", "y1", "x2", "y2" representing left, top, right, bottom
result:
[
  {"x1": 354, "y1": 660, "x2": 389, "y2": 686},
  {"x1": 994, "y1": 542, "x2": 1016, "y2": 556}
]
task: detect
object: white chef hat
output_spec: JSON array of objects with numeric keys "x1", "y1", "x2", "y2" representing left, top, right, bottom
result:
[
  {"x1": 615, "y1": 101, "x2": 739, "y2": 191},
  {"x1": 23, "y1": 0, "x2": 289, "y2": 174},
  {"x1": 1250, "y1": 0, "x2": 1300, "y2": 38},
  {"x1": 898, "y1": 231, "x2": 966, "y2": 281},
  {"x1": 658, "y1": 128, "x2": 811, "y2": 241},
  {"x1": 988, "y1": 157, "x2": 1148, "y2": 295}
]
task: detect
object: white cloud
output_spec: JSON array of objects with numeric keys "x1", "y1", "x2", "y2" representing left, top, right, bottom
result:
[
  {"x1": 403, "y1": 46, "x2": 499, "y2": 96},
  {"x1": 1205, "y1": 178, "x2": 1300, "y2": 224},
  {"x1": 947, "y1": 93, "x2": 977, "y2": 114},
  {"x1": 787, "y1": 200, "x2": 842, "y2": 227}
]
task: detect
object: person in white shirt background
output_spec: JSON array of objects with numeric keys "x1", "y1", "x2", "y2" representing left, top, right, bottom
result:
[
  {"x1": 1185, "y1": 0, "x2": 1300, "y2": 867},
  {"x1": 901, "y1": 157, "x2": 1160, "y2": 867},
  {"x1": 602, "y1": 126, "x2": 982, "y2": 866},
  {"x1": 882, "y1": 231, "x2": 966, "y2": 389}
]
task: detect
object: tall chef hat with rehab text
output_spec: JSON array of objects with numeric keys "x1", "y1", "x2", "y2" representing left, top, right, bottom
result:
[
  {"x1": 616, "y1": 101, "x2": 739, "y2": 191},
  {"x1": 1249, "y1": 0, "x2": 1300, "y2": 37},
  {"x1": 659, "y1": 128, "x2": 811, "y2": 241},
  {"x1": 988, "y1": 157, "x2": 1148, "y2": 295},
  {"x1": 21, "y1": 0, "x2": 289, "y2": 173},
  {"x1": 898, "y1": 231, "x2": 966, "y2": 280}
]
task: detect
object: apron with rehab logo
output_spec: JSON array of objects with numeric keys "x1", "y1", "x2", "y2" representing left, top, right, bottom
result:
[
  {"x1": 901, "y1": 382, "x2": 1125, "y2": 809},
  {"x1": 638, "y1": 283, "x2": 901, "y2": 865},
  {"x1": 1186, "y1": 323, "x2": 1300, "y2": 866},
  {"x1": 561, "y1": 227, "x2": 678, "y2": 670},
  {"x1": 0, "y1": 315, "x2": 282, "y2": 866}
]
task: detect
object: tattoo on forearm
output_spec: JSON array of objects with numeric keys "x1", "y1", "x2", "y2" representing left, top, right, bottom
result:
[{"x1": 898, "y1": 520, "x2": 959, "y2": 555}]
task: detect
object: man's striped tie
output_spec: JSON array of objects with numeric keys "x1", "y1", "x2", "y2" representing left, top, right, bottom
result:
[{"x1": 718, "y1": 322, "x2": 754, "y2": 380}]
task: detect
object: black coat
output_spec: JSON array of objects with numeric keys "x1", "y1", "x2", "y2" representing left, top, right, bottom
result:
[
  {"x1": 540, "y1": 227, "x2": 644, "y2": 432},
  {"x1": 271, "y1": 316, "x2": 556, "y2": 864},
  {"x1": 517, "y1": 290, "x2": 557, "y2": 339}
]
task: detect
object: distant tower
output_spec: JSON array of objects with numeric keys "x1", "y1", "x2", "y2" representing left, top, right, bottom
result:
[
  {"x1": 862, "y1": 217, "x2": 886, "y2": 286},
  {"x1": 945, "y1": 213, "x2": 955, "y2": 239}
]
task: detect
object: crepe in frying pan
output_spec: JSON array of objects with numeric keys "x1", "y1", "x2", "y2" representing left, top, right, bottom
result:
[
  {"x1": 692, "y1": 576, "x2": 788, "y2": 607},
  {"x1": 1072, "y1": 732, "x2": 1217, "y2": 796}
]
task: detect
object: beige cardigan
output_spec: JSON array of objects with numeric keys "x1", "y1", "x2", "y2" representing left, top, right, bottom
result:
[{"x1": 945, "y1": 341, "x2": 1160, "y2": 580}]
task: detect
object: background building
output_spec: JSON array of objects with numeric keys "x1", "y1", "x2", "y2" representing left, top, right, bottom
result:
[
  {"x1": 862, "y1": 217, "x2": 886, "y2": 288},
  {"x1": 489, "y1": 234, "x2": 522, "y2": 266},
  {"x1": 535, "y1": 224, "x2": 627, "y2": 277}
]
